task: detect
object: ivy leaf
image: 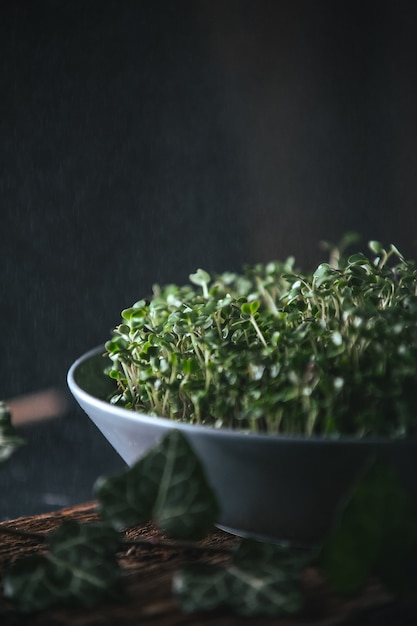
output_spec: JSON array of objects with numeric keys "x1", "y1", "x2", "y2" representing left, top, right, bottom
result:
[
  {"x1": 95, "y1": 430, "x2": 219, "y2": 540},
  {"x1": 173, "y1": 539, "x2": 305, "y2": 617},
  {"x1": 3, "y1": 521, "x2": 123, "y2": 613},
  {"x1": 320, "y1": 456, "x2": 417, "y2": 596},
  {"x1": 0, "y1": 402, "x2": 24, "y2": 463},
  {"x1": 173, "y1": 563, "x2": 230, "y2": 613},
  {"x1": 227, "y1": 540, "x2": 307, "y2": 616},
  {"x1": 233, "y1": 538, "x2": 312, "y2": 574},
  {"x1": 94, "y1": 457, "x2": 157, "y2": 531},
  {"x1": 3, "y1": 555, "x2": 56, "y2": 613}
]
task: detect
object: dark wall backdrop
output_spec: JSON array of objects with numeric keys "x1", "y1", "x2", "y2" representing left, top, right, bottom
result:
[{"x1": 2, "y1": 0, "x2": 417, "y2": 399}]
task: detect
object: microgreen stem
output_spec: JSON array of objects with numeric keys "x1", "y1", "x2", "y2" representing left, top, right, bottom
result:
[
  {"x1": 256, "y1": 277, "x2": 279, "y2": 316},
  {"x1": 249, "y1": 315, "x2": 267, "y2": 348}
]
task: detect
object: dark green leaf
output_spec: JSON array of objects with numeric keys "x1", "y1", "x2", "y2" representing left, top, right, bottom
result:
[
  {"x1": 174, "y1": 539, "x2": 305, "y2": 617},
  {"x1": 95, "y1": 430, "x2": 219, "y2": 540},
  {"x1": 3, "y1": 521, "x2": 123, "y2": 613},
  {"x1": 3, "y1": 555, "x2": 56, "y2": 613},
  {"x1": 0, "y1": 402, "x2": 24, "y2": 463},
  {"x1": 173, "y1": 563, "x2": 229, "y2": 612},
  {"x1": 233, "y1": 538, "x2": 312, "y2": 574},
  {"x1": 320, "y1": 456, "x2": 417, "y2": 595},
  {"x1": 94, "y1": 456, "x2": 158, "y2": 530},
  {"x1": 152, "y1": 431, "x2": 219, "y2": 539}
]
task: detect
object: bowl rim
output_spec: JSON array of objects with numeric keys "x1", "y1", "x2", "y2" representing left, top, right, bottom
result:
[{"x1": 67, "y1": 345, "x2": 417, "y2": 447}]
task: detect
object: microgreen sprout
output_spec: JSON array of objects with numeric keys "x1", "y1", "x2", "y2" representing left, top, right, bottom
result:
[{"x1": 105, "y1": 240, "x2": 417, "y2": 438}]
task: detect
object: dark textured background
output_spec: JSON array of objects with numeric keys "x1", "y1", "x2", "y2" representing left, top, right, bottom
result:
[{"x1": 1, "y1": 0, "x2": 417, "y2": 518}]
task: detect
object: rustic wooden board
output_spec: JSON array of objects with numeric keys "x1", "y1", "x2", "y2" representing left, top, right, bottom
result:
[{"x1": 0, "y1": 502, "x2": 415, "y2": 626}]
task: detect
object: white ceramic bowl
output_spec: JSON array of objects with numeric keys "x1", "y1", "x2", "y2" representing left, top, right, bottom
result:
[{"x1": 68, "y1": 346, "x2": 417, "y2": 544}]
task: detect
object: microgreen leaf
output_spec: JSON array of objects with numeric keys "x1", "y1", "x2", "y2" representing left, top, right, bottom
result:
[
  {"x1": 320, "y1": 456, "x2": 417, "y2": 596},
  {"x1": 368, "y1": 240, "x2": 384, "y2": 255},
  {"x1": 3, "y1": 521, "x2": 123, "y2": 613},
  {"x1": 173, "y1": 539, "x2": 305, "y2": 616},
  {"x1": 189, "y1": 269, "x2": 211, "y2": 298},
  {"x1": 95, "y1": 430, "x2": 219, "y2": 540},
  {"x1": 0, "y1": 402, "x2": 24, "y2": 463},
  {"x1": 313, "y1": 262, "x2": 333, "y2": 287}
]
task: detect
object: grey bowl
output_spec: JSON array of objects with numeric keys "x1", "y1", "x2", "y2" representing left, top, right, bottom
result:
[{"x1": 68, "y1": 346, "x2": 417, "y2": 544}]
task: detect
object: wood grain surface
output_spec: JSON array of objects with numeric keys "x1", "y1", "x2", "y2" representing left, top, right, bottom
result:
[{"x1": 0, "y1": 502, "x2": 415, "y2": 626}]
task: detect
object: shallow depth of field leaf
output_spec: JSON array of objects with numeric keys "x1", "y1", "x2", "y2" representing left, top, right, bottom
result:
[
  {"x1": 173, "y1": 539, "x2": 305, "y2": 617},
  {"x1": 320, "y1": 456, "x2": 417, "y2": 596},
  {"x1": 95, "y1": 430, "x2": 219, "y2": 540},
  {"x1": 0, "y1": 402, "x2": 24, "y2": 463},
  {"x1": 3, "y1": 521, "x2": 123, "y2": 612},
  {"x1": 173, "y1": 563, "x2": 230, "y2": 613}
]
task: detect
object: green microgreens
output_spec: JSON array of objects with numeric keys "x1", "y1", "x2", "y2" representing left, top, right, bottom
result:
[{"x1": 105, "y1": 240, "x2": 417, "y2": 438}]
